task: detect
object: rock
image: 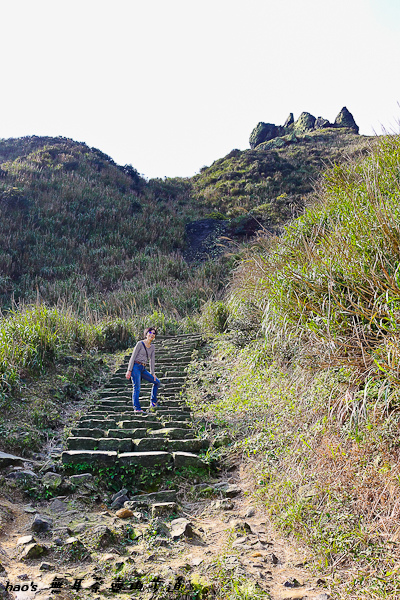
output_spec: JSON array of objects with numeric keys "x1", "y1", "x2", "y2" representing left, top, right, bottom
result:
[
  {"x1": 111, "y1": 495, "x2": 129, "y2": 510},
  {"x1": 214, "y1": 499, "x2": 234, "y2": 510},
  {"x1": 69, "y1": 473, "x2": 93, "y2": 485},
  {"x1": 230, "y1": 519, "x2": 252, "y2": 533},
  {"x1": 334, "y1": 106, "x2": 359, "y2": 133},
  {"x1": 191, "y1": 557, "x2": 203, "y2": 566},
  {"x1": 271, "y1": 553, "x2": 279, "y2": 564},
  {"x1": 150, "y1": 518, "x2": 170, "y2": 537},
  {"x1": 224, "y1": 484, "x2": 241, "y2": 498},
  {"x1": 91, "y1": 526, "x2": 114, "y2": 548},
  {"x1": 48, "y1": 499, "x2": 68, "y2": 513},
  {"x1": 151, "y1": 503, "x2": 177, "y2": 518},
  {"x1": 173, "y1": 452, "x2": 204, "y2": 469},
  {"x1": 284, "y1": 113, "x2": 294, "y2": 127},
  {"x1": 111, "y1": 488, "x2": 128, "y2": 503},
  {"x1": 244, "y1": 507, "x2": 256, "y2": 517},
  {"x1": 283, "y1": 577, "x2": 302, "y2": 588},
  {"x1": 315, "y1": 116, "x2": 331, "y2": 129},
  {"x1": 170, "y1": 518, "x2": 193, "y2": 539},
  {"x1": 21, "y1": 542, "x2": 48, "y2": 559},
  {"x1": 127, "y1": 490, "x2": 177, "y2": 505},
  {"x1": 0, "y1": 451, "x2": 27, "y2": 469},
  {"x1": 39, "y1": 562, "x2": 53, "y2": 570},
  {"x1": 315, "y1": 594, "x2": 330, "y2": 600},
  {"x1": 99, "y1": 553, "x2": 116, "y2": 562},
  {"x1": 17, "y1": 535, "x2": 35, "y2": 545},
  {"x1": 6, "y1": 469, "x2": 38, "y2": 481},
  {"x1": 31, "y1": 514, "x2": 52, "y2": 533},
  {"x1": 42, "y1": 472, "x2": 63, "y2": 489},
  {"x1": 249, "y1": 122, "x2": 285, "y2": 149},
  {"x1": 116, "y1": 508, "x2": 134, "y2": 519},
  {"x1": 294, "y1": 112, "x2": 316, "y2": 133}
]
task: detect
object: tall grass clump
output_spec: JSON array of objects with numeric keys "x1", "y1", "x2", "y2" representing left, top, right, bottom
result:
[{"x1": 232, "y1": 133, "x2": 400, "y2": 385}]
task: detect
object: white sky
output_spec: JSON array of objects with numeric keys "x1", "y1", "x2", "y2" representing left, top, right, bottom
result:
[{"x1": 1, "y1": 0, "x2": 399, "y2": 179}]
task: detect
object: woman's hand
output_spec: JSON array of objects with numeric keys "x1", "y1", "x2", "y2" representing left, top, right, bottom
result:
[{"x1": 125, "y1": 370, "x2": 131, "y2": 380}]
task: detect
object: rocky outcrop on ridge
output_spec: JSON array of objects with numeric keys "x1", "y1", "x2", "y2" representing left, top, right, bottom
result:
[{"x1": 249, "y1": 106, "x2": 359, "y2": 148}]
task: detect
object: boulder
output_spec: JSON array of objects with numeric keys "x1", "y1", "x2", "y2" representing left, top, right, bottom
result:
[
  {"x1": 42, "y1": 472, "x2": 63, "y2": 489},
  {"x1": 31, "y1": 514, "x2": 52, "y2": 533},
  {"x1": 0, "y1": 451, "x2": 27, "y2": 468},
  {"x1": 315, "y1": 116, "x2": 331, "y2": 129},
  {"x1": 151, "y1": 503, "x2": 177, "y2": 518},
  {"x1": 249, "y1": 122, "x2": 285, "y2": 149},
  {"x1": 334, "y1": 106, "x2": 359, "y2": 132},
  {"x1": 170, "y1": 518, "x2": 193, "y2": 539},
  {"x1": 21, "y1": 543, "x2": 48, "y2": 559},
  {"x1": 116, "y1": 508, "x2": 134, "y2": 519},
  {"x1": 6, "y1": 469, "x2": 38, "y2": 482},
  {"x1": 283, "y1": 113, "x2": 294, "y2": 127},
  {"x1": 294, "y1": 112, "x2": 316, "y2": 133}
]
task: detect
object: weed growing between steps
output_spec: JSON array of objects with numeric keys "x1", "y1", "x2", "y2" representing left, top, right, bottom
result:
[{"x1": 62, "y1": 462, "x2": 214, "y2": 495}]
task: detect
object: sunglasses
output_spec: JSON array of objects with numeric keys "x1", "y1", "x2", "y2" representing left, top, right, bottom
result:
[{"x1": 148, "y1": 331, "x2": 156, "y2": 335}]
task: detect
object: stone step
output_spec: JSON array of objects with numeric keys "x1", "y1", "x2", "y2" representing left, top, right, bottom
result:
[
  {"x1": 78, "y1": 419, "x2": 116, "y2": 429},
  {"x1": 67, "y1": 437, "x2": 132, "y2": 452},
  {"x1": 132, "y1": 438, "x2": 206, "y2": 453},
  {"x1": 161, "y1": 420, "x2": 192, "y2": 428},
  {"x1": 118, "y1": 451, "x2": 173, "y2": 468},
  {"x1": 106, "y1": 428, "x2": 149, "y2": 439},
  {"x1": 148, "y1": 428, "x2": 194, "y2": 440},
  {"x1": 62, "y1": 450, "x2": 117, "y2": 466},
  {"x1": 71, "y1": 427, "x2": 105, "y2": 438},
  {"x1": 117, "y1": 420, "x2": 163, "y2": 430}
]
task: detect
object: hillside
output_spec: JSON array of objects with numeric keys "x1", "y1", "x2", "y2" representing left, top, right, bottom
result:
[{"x1": 0, "y1": 125, "x2": 369, "y2": 314}]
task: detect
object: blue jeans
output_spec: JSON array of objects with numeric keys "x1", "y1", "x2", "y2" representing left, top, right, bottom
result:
[{"x1": 131, "y1": 363, "x2": 160, "y2": 410}]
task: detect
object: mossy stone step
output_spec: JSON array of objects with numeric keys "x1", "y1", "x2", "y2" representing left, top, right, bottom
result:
[
  {"x1": 132, "y1": 438, "x2": 169, "y2": 452},
  {"x1": 148, "y1": 428, "x2": 193, "y2": 440},
  {"x1": 62, "y1": 450, "x2": 118, "y2": 466},
  {"x1": 106, "y1": 428, "x2": 148, "y2": 438},
  {"x1": 67, "y1": 437, "x2": 132, "y2": 452},
  {"x1": 78, "y1": 419, "x2": 116, "y2": 429},
  {"x1": 126, "y1": 489, "x2": 177, "y2": 505},
  {"x1": 161, "y1": 420, "x2": 192, "y2": 428},
  {"x1": 71, "y1": 427, "x2": 105, "y2": 438},
  {"x1": 117, "y1": 420, "x2": 162, "y2": 429},
  {"x1": 118, "y1": 451, "x2": 173, "y2": 468},
  {"x1": 167, "y1": 439, "x2": 205, "y2": 453}
]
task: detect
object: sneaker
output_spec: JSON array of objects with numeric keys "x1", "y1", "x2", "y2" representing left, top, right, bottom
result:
[
  {"x1": 134, "y1": 409, "x2": 147, "y2": 415},
  {"x1": 150, "y1": 401, "x2": 158, "y2": 408}
]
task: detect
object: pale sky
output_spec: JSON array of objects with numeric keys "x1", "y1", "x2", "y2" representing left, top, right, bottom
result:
[{"x1": 1, "y1": 0, "x2": 399, "y2": 179}]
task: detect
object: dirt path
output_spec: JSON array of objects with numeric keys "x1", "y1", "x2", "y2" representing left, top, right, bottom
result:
[{"x1": 0, "y1": 461, "x2": 331, "y2": 600}]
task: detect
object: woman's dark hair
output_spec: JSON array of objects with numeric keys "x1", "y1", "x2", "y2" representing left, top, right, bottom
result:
[{"x1": 144, "y1": 326, "x2": 157, "y2": 337}]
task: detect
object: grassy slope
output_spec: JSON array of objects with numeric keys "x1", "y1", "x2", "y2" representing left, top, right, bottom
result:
[{"x1": 186, "y1": 133, "x2": 400, "y2": 598}]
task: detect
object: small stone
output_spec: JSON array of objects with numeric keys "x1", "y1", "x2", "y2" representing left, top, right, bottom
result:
[
  {"x1": 244, "y1": 507, "x2": 256, "y2": 518},
  {"x1": 111, "y1": 495, "x2": 129, "y2": 509},
  {"x1": 284, "y1": 577, "x2": 302, "y2": 588},
  {"x1": 192, "y1": 557, "x2": 203, "y2": 566},
  {"x1": 215, "y1": 499, "x2": 234, "y2": 510},
  {"x1": 229, "y1": 519, "x2": 252, "y2": 533},
  {"x1": 116, "y1": 508, "x2": 134, "y2": 519},
  {"x1": 32, "y1": 514, "x2": 52, "y2": 533},
  {"x1": 271, "y1": 553, "x2": 279, "y2": 565},
  {"x1": 251, "y1": 552, "x2": 263, "y2": 558},
  {"x1": 314, "y1": 595, "x2": 330, "y2": 600},
  {"x1": 151, "y1": 502, "x2": 177, "y2": 518},
  {"x1": 111, "y1": 488, "x2": 128, "y2": 502},
  {"x1": 17, "y1": 535, "x2": 35, "y2": 545},
  {"x1": 170, "y1": 518, "x2": 193, "y2": 539},
  {"x1": 21, "y1": 543, "x2": 48, "y2": 559},
  {"x1": 39, "y1": 562, "x2": 53, "y2": 570},
  {"x1": 99, "y1": 553, "x2": 116, "y2": 562}
]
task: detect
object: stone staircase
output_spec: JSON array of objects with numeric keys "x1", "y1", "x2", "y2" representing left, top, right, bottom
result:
[{"x1": 61, "y1": 334, "x2": 206, "y2": 473}]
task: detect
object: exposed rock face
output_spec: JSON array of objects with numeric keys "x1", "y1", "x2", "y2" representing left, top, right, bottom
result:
[
  {"x1": 249, "y1": 122, "x2": 285, "y2": 149},
  {"x1": 334, "y1": 106, "x2": 359, "y2": 133},
  {"x1": 294, "y1": 112, "x2": 316, "y2": 133},
  {"x1": 283, "y1": 113, "x2": 294, "y2": 127},
  {"x1": 315, "y1": 116, "x2": 331, "y2": 129},
  {"x1": 249, "y1": 107, "x2": 359, "y2": 148}
]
